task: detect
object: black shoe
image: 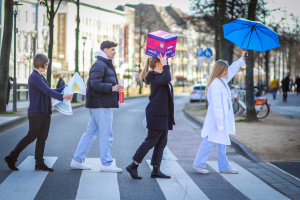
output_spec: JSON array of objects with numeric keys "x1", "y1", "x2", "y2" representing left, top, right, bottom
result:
[
  {"x1": 151, "y1": 166, "x2": 171, "y2": 179},
  {"x1": 126, "y1": 162, "x2": 142, "y2": 179},
  {"x1": 35, "y1": 163, "x2": 54, "y2": 172},
  {"x1": 4, "y1": 156, "x2": 19, "y2": 171}
]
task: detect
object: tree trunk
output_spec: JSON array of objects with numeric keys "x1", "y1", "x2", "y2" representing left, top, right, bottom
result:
[
  {"x1": 214, "y1": 0, "x2": 219, "y2": 61},
  {"x1": 265, "y1": 50, "x2": 269, "y2": 92},
  {"x1": 47, "y1": 1, "x2": 55, "y2": 87},
  {"x1": 0, "y1": 0, "x2": 13, "y2": 112},
  {"x1": 246, "y1": 0, "x2": 258, "y2": 121},
  {"x1": 218, "y1": 0, "x2": 226, "y2": 60}
]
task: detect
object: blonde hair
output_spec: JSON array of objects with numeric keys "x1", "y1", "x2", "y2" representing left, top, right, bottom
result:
[
  {"x1": 205, "y1": 60, "x2": 229, "y2": 95},
  {"x1": 140, "y1": 56, "x2": 160, "y2": 82}
]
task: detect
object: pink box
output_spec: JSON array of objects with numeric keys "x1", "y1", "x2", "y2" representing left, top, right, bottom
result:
[{"x1": 145, "y1": 30, "x2": 178, "y2": 58}]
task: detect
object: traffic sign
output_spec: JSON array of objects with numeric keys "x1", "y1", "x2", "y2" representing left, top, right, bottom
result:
[
  {"x1": 203, "y1": 48, "x2": 213, "y2": 58},
  {"x1": 196, "y1": 48, "x2": 204, "y2": 57}
]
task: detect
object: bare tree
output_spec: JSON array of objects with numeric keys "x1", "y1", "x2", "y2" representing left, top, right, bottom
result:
[
  {"x1": 0, "y1": 0, "x2": 13, "y2": 112},
  {"x1": 40, "y1": 0, "x2": 64, "y2": 87}
]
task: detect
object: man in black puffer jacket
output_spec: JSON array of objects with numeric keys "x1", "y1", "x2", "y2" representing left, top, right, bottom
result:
[{"x1": 70, "y1": 41, "x2": 123, "y2": 172}]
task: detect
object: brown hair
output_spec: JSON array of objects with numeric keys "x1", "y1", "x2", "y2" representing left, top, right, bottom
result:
[
  {"x1": 33, "y1": 54, "x2": 49, "y2": 69},
  {"x1": 140, "y1": 56, "x2": 160, "y2": 82},
  {"x1": 100, "y1": 40, "x2": 118, "y2": 50},
  {"x1": 205, "y1": 60, "x2": 229, "y2": 95}
]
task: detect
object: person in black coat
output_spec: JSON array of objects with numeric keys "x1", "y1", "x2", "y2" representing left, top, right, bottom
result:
[
  {"x1": 296, "y1": 75, "x2": 300, "y2": 96},
  {"x1": 56, "y1": 75, "x2": 65, "y2": 89},
  {"x1": 70, "y1": 41, "x2": 124, "y2": 172},
  {"x1": 281, "y1": 75, "x2": 290, "y2": 102},
  {"x1": 126, "y1": 53, "x2": 175, "y2": 179}
]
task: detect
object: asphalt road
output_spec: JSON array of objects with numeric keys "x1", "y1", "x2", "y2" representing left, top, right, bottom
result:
[{"x1": 0, "y1": 95, "x2": 297, "y2": 200}]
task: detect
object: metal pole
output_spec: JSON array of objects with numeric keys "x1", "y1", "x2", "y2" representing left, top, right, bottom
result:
[
  {"x1": 13, "y1": 11, "x2": 17, "y2": 112},
  {"x1": 83, "y1": 41, "x2": 85, "y2": 82}
]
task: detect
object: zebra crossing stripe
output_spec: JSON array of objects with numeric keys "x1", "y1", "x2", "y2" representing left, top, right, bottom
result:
[
  {"x1": 207, "y1": 161, "x2": 289, "y2": 200},
  {"x1": 75, "y1": 158, "x2": 120, "y2": 200},
  {"x1": 0, "y1": 156, "x2": 57, "y2": 200},
  {"x1": 146, "y1": 160, "x2": 209, "y2": 200}
]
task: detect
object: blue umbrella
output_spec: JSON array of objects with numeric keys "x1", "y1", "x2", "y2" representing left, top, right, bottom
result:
[{"x1": 223, "y1": 18, "x2": 280, "y2": 52}]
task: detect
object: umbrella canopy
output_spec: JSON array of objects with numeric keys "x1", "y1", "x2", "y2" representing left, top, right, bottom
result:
[{"x1": 223, "y1": 18, "x2": 280, "y2": 52}]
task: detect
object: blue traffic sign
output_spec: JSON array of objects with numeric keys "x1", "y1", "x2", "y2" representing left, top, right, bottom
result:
[
  {"x1": 196, "y1": 48, "x2": 204, "y2": 57},
  {"x1": 203, "y1": 48, "x2": 213, "y2": 58}
]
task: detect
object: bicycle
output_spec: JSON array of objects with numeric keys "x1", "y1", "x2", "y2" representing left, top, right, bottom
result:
[{"x1": 230, "y1": 85, "x2": 271, "y2": 119}]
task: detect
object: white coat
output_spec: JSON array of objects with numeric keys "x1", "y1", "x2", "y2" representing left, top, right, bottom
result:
[{"x1": 201, "y1": 57, "x2": 246, "y2": 145}]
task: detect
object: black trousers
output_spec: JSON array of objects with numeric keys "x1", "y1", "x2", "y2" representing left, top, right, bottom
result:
[
  {"x1": 9, "y1": 112, "x2": 51, "y2": 165},
  {"x1": 283, "y1": 90, "x2": 288, "y2": 102},
  {"x1": 133, "y1": 129, "x2": 168, "y2": 167}
]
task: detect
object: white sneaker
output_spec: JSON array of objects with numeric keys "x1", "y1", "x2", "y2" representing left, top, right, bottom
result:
[
  {"x1": 221, "y1": 168, "x2": 239, "y2": 174},
  {"x1": 100, "y1": 164, "x2": 123, "y2": 173},
  {"x1": 70, "y1": 159, "x2": 91, "y2": 170},
  {"x1": 192, "y1": 165, "x2": 209, "y2": 174}
]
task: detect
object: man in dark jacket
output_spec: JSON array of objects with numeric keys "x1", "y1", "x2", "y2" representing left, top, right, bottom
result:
[{"x1": 70, "y1": 41, "x2": 123, "y2": 172}]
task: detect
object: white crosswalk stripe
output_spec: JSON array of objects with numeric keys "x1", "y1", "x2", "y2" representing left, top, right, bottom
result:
[
  {"x1": 75, "y1": 158, "x2": 120, "y2": 200},
  {"x1": 0, "y1": 156, "x2": 57, "y2": 200},
  {"x1": 147, "y1": 159, "x2": 209, "y2": 200},
  {"x1": 0, "y1": 155, "x2": 293, "y2": 200},
  {"x1": 207, "y1": 161, "x2": 289, "y2": 200}
]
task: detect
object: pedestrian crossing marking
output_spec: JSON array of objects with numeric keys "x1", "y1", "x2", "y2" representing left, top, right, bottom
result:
[
  {"x1": 163, "y1": 146, "x2": 177, "y2": 161},
  {"x1": 207, "y1": 161, "x2": 289, "y2": 200},
  {"x1": 147, "y1": 160, "x2": 209, "y2": 200},
  {"x1": 0, "y1": 156, "x2": 57, "y2": 200},
  {"x1": 75, "y1": 158, "x2": 120, "y2": 200}
]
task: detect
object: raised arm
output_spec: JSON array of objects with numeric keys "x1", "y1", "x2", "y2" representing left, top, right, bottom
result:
[{"x1": 224, "y1": 50, "x2": 247, "y2": 83}]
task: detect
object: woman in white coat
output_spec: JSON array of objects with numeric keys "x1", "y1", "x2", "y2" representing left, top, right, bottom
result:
[{"x1": 193, "y1": 50, "x2": 247, "y2": 174}]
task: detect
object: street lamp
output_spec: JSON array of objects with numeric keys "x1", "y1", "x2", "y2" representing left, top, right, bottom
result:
[
  {"x1": 13, "y1": 1, "x2": 23, "y2": 112},
  {"x1": 82, "y1": 36, "x2": 86, "y2": 101},
  {"x1": 82, "y1": 36, "x2": 87, "y2": 82}
]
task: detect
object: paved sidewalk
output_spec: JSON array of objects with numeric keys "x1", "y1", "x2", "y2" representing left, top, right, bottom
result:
[{"x1": 264, "y1": 92, "x2": 300, "y2": 118}]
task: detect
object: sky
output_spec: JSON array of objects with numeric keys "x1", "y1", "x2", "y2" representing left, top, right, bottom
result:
[{"x1": 101, "y1": 0, "x2": 300, "y2": 30}]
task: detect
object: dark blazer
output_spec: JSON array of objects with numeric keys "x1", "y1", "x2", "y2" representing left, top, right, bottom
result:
[
  {"x1": 85, "y1": 56, "x2": 119, "y2": 108},
  {"x1": 281, "y1": 77, "x2": 290, "y2": 91},
  {"x1": 28, "y1": 70, "x2": 64, "y2": 114},
  {"x1": 145, "y1": 65, "x2": 175, "y2": 130}
]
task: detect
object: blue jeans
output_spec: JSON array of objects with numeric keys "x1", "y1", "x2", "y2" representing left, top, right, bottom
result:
[
  {"x1": 73, "y1": 108, "x2": 113, "y2": 166},
  {"x1": 193, "y1": 136, "x2": 232, "y2": 172}
]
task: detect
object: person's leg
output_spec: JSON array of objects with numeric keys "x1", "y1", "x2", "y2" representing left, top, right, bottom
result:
[
  {"x1": 133, "y1": 129, "x2": 164, "y2": 164},
  {"x1": 151, "y1": 130, "x2": 168, "y2": 167},
  {"x1": 91, "y1": 108, "x2": 113, "y2": 166},
  {"x1": 272, "y1": 88, "x2": 275, "y2": 99},
  {"x1": 73, "y1": 109, "x2": 100, "y2": 163},
  {"x1": 216, "y1": 143, "x2": 232, "y2": 172},
  {"x1": 9, "y1": 113, "x2": 44, "y2": 161},
  {"x1": 35, "y1": 113, "x2": 51, "y2": 165},
  {"x1": 193, "y1": 136, "x2": 215, "y2": 168}
]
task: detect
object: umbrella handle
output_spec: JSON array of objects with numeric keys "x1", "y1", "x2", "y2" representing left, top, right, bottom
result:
[{"x1": 244, "y1": 49, "x2": 248, "y2": 58}]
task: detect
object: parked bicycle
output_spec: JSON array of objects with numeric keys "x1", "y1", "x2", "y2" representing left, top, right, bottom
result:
[{"x1": 230, "y1": 85, "x2": 270, "y2": 119}]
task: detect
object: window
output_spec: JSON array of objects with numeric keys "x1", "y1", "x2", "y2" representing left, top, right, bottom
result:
[
  {"x1": 33, "y1": 12, "x2": 35, "y2": 24},
  {"x1": 25, "y1": 11, "x2": 28, "y2": 23}
]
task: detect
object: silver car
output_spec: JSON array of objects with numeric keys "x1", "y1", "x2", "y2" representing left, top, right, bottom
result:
[{"x1": 189, "y1": 83, "x2": 207, "y2": 103}]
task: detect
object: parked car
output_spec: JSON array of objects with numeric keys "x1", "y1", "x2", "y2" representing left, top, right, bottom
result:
[{"x1": 190, "y1": 83, "x2": 207, "y2": 103}]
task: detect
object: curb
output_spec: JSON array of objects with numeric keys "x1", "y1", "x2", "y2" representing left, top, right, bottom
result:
[
  {"x1": 0, "y1": 103, "x2": 85, "y2": 133},
  {"x1": 183, "y1": 105, "x2": 262, "y2": 163}
]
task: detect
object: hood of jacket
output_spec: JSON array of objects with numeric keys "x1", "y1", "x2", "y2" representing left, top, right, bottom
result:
[
  {"x1": 145, "y1": 71, "x2": 161, "y2": 85},
  {"x1": 94, "y1": 50, "x2": 109, "y2": 59}
]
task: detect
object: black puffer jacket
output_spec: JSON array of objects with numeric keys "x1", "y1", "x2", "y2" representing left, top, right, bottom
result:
[{"x1": 85, "y1": 56, "x2": 119, "y2": 108}]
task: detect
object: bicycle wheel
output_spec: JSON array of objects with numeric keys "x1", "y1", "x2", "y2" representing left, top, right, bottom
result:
[
  {"x1": 232, "y1": 98, "x2": 241, "y2": 115},
  {"x1": 256, "y1": 103, "x2": 270, "y2": 119}
]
